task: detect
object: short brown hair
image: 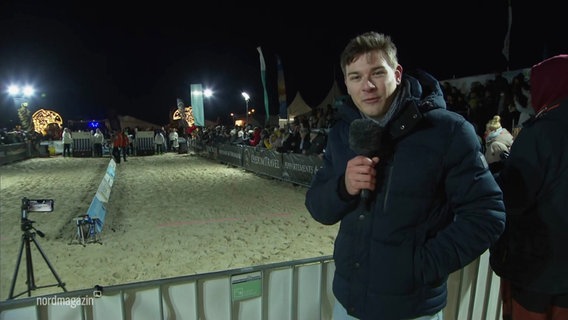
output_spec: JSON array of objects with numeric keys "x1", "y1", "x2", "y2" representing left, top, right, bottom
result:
[{"x1": 340, "y1": 32, "x2": 398, "y2": 76}]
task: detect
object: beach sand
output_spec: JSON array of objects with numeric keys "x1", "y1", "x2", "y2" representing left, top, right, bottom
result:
[{"x1": 0, "y1": 153, "x2": 338, "y2": 300}]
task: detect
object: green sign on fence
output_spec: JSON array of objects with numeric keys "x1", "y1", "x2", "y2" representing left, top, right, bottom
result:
[{"x1": 231, "y1": 271, "x2": 262, "y2": 301}]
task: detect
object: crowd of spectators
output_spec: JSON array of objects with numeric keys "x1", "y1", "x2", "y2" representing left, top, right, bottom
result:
[
  {"x1": 187, "y1": 104, "x2": 336, "y2": 159},
  {"x1": 442, "y1": 71, "x2": 531, "y2": 140},
  {"x1": 0, "y1": 126, "x2": 42, "y2": 145},
  {"x1": 3, "y1": 73, "x2": 531, "y2": 162}
]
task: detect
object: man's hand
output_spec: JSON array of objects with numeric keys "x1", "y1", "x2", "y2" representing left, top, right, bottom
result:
[{"x1": 345, "y1": 156, "x2": 380, "y2": 196}]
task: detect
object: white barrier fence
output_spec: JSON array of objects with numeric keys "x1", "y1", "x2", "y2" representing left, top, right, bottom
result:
[
  {"x1": 71, "y1": 132, "x2": 95, "y2": 157},
  {"x1": 0, "y1": 253, "x2": 502, "y2": 320}
]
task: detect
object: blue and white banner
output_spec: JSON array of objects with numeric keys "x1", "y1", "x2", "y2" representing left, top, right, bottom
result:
[
  {"x1": 276, "y1": 54, "x2": 287, "y2": 119},
  {"x1": 257, "y1": 47, "x2": 270, "y2": 124},
  {"x1": 88, "y1": 158, "x2": 117, "y2": 233},
  {"x1": 190, "y1": 84, "x2": 205, "y2": 127}
]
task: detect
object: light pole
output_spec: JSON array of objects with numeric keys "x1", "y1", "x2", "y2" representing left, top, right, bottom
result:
[
  {"x1": 241, "y1": 92, "x2": 250, "y2": 125},
  {"x1": 7, "y1": 84, "x2": 35, "y2": 131}
]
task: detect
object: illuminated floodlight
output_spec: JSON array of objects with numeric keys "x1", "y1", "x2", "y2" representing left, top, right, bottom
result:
[
  {"x1": 192, "y1": 88, "x2": 213, "y2": 98},
  {"x1": 7, "y1": 85, "x2": 35, "y2": 97},
  {"x1": 8, "y1": 85, "x2": 20, "y2": 95},
  {"x1": 22, "y1": 86, "x2": 35, "y2": 96},
  {"x1": 242, "y1": 92, "x2": 250, "y2": 124}
]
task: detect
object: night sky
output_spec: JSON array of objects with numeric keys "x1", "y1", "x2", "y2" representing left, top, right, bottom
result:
[{"x1": 0, "y1": 0, "x2": 565, "y2": 129}]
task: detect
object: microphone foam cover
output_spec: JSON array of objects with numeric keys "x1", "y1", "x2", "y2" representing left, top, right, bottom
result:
[{"x1": 349, "y1": 119, "x2": 383, "y2": 157}]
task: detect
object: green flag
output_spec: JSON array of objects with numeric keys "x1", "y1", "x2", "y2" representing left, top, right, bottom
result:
[
  {"x1": 190, "y1": 84, "x2": 205, "y2": 127},
  {"x1": 257, "y1": 47, "x2": 270, "y2": 124}
]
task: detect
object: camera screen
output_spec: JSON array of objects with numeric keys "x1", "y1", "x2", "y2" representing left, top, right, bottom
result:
[{"x1": 28, "y1": 199, "x2": 55, "y2": 212}]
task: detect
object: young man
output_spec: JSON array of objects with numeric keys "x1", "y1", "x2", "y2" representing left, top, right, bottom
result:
[
  {"x1": 304, "y1": 32, "x2": 506, "y2": 319},
  {"x1": 490, "y1": 54, "x2": 568, "y2": 320}
]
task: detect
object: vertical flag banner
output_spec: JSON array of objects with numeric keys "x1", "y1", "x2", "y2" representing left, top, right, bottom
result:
[
  {"x1": 502, "y1": 0, "x2": 512, "y2": 65},
  {"x1": 190, "y1": 84, "x2": 205, "y2": 127},
  {"x1": 257, "y1": 47, "x2": 270, "y2": 124},
  {"x1": 276, "y1": 54, "x2": 287, "y2": 120}
]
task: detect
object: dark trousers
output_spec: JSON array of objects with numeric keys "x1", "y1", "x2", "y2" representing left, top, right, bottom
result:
[
  {"x1": 112, "y1": 147, "x2": 121, "y2": 163},
  {"x1": 93, "y1": 143, "x2": 103, "y2": 157},
  {"x1": 63, "y1": 143, "x2": 71, "y2": 157},
  {"x1": 120, "y1": 147, "x2": 127, "y2": 161}
]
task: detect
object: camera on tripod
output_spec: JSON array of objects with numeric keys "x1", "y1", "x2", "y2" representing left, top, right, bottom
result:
[
  {"x1": 21, "y1": 197, "x2": 54, "y2": 218},
  {"x1": 9, "y1": 197, "x2": 66, "y2": 299},
  {"x1": 21, "y1": 197, "x2": 54, "y2": 232}
]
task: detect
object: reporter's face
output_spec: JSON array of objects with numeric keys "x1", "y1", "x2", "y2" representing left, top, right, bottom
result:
[{"x1": 344, "y1": 50, "x2": 401, "y2": 118}]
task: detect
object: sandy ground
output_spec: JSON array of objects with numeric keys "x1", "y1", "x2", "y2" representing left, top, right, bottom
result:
[{"x1": 0, "y1": 152, "x2": 338, "y2": 300}]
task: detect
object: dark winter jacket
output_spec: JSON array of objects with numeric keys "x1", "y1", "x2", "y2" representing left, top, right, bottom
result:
[
  {"x1": 490, "y1": 54, "x2": 568, "y2": 294},
  {"x1": 305, "y1": 70, "x2": 506, "y2": 319}
]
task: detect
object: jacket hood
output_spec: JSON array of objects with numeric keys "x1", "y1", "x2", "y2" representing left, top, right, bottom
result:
[
  {"x1": 406, "y1": 69, "x2": 447, "y2": 112},
  {"x1": 530, "y1": 54, "x2": 568, "y2": 114}
]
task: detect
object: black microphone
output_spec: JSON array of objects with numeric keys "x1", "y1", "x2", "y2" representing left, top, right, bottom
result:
[{"x1": 349, "y1": 119, "x2": 383, "y2": 201}]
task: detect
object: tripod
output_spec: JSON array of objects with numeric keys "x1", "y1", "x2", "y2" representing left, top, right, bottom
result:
[{"x1": 8, "y1": 218, "x2": 67, "y2": 299}]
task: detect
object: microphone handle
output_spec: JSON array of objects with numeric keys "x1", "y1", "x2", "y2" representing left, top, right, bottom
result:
[{"x1": 360, "y1": 189, "x2": 370, "y2": 201}]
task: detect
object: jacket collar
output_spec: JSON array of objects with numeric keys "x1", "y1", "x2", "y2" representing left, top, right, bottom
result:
[{"x1": 338, "y1": 69, "x2": 445, "y2": 140}]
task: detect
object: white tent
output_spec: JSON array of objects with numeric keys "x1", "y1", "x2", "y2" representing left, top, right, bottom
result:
[
  {"x1": 315, "y1": 80, "x2": 344, "y2": 110},
  {"x1": 287, "y1": 92, "x2": 313, "y2": 119}
]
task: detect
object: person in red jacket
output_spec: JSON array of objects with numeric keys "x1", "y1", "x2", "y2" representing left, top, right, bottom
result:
[
  {"x1": 119, "y1": 130, "x2": 129, "y2": 162},
  {"x1": 248, "y1": 127, "x2": 261, "y2": 146},
  {"x1": 111, "y1": 130, "x2": 127, "y2": 163}
]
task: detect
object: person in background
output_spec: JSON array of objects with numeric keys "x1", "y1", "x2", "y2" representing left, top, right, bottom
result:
[
  {"x1": 267, "y1": 127, "x2": 284, "y2": 151},
  {"x1": 490, "y1": 54, "x2": 568, "y2": 320},
  {"x1": 296, "y1": 127, "x2": 311, "y2": 154},
  {"x1": 511, "y1": 72, "x2": 535, "y2": 128},
  {"x1": 304, "y1": 31, "x2": 505, "y2": 319},
  {"x1": 120, "y1": 129, "x2": 129, "y2": 162},
  {"x1": 154, "y1": 129, "x2": 166, "y2": 155},
  {"x1": 131, "y1": 127, "x2": 138, "y2": 155},
  {"x1": 279, "y1": 123, "x2": 300, "y2": 153},
  {"x1": 62, "y1": 127, "x2": 73, "y2": 157},
  {"x1": 248, "y1": 127, "x2": 261, "y2": 146},
  {"x1": 169, "y1": 128, "x2": 179, "y2": 152},
  {"x1": 92, "y1": 128, "x2": 105, "y2": 157},
  {"x1": 159, "y1": 126, "x2": 168, "y2": 152},
  {"x1": 483, "y1": 115, "x2": 514, "y2": 174},
  {"x1": 111, "y1": 131, "x2": 121, "y2": 163},
  {"x1": 307, "y1": 129, "x2": 326, "y2": 158}
]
